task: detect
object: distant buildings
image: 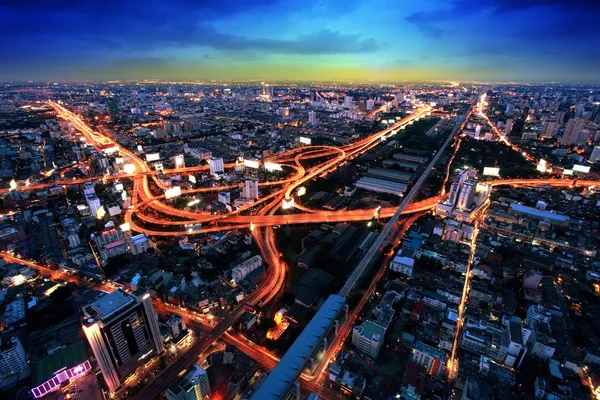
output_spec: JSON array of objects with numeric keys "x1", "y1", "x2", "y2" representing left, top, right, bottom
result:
[
  {"x1": 166, "y1": 364, "x2": 211, "y2": 400},
  {"x1": 82, "y1": 290, "x2": 163, "y2": 393}
]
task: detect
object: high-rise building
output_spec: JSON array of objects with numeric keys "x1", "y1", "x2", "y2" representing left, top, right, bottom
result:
[
  {"x1": 561, "y1": 118, "x2": 586, "y2": 146},
  {"x1": 0, "y1": 336, "x2": 29, "y2": 390},
  {"x1": 344, "y1": 96, "x2": 353, "y2": 108},
  {"x1": 308, "y1": 111, "x2": 317, "y2": 126},
  {"x1": 457, "y1": 179, "x2": 477, "y2": 210},
  {"x1": 243, "y1": 179, "x2": 259, "y2": 200},
  {"x1": 165, "y1": 364, "x2": 211, "y2": 400},
  {"x1": 411, "y1": 341, "x2": 446, "y2": 377},
  {"x1": 208, "y1": 157, "x2": 224, "y2": 175},
  {"x1": 504, "y1": 118, "x2": 513, "y2": 135},
  {"x1": 82, "y1": 290, "x2": 164, "y2": 393},
  {"x1": 352, "y1": 321, "x2": 385, "y2": 358},
  {"x1": 366, "y1": 99, "x2": 375, "y2": 111},
  {"x1": 107, "y1": 97, "x2": 119, "y2": 123},
  {"x1": 541, "y1": 121, "x2": 557, "y2": 139}
]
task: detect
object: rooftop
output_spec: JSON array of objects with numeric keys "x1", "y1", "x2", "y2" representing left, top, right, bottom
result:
[{"x1": 88, "y1": 289, "x2": 135, "y2": 321}]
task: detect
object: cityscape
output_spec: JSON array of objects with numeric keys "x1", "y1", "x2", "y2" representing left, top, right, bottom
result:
[{"x1": 1, "y1": 2, "x2": 600, "y2": 400}]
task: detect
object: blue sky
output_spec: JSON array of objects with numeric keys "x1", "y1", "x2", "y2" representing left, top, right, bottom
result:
[{"x1": 1, "y1": 0, "x2": 599, "y2": 82}]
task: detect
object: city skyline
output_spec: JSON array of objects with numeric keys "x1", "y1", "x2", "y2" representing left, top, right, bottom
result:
[{"x1": 2, "y1": 0, "x2": 599, "y2": 82}]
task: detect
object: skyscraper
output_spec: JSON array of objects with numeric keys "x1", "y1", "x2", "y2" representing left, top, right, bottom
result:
[
  {"x1": 457, "y1": 179, "x2": 477, "y2": 210},
  {"x1": 165, "y1": 364, "x2": 211, "y2": 400},
  {"x1": 561, "y1": 118, "x2": 586, "y2": 146},
  {"x1": 107, "y1": 97, "x2": 119, "y2": 123},
  {"x1": 541, "y1": 121, "x2": 557, "y2": 139},
  {"x1": 82, "y1": 290, "x2": 163, "y2": 393}
]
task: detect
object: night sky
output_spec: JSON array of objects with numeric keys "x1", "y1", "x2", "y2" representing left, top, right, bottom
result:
[{"x1": 2, "y1": 0, "x2": 599, "y2": 82}]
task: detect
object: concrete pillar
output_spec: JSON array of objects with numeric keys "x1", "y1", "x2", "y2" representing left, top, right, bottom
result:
[
  {"x1": 344, "y1": 304, "x2": 349, "y2": 321},
  {"x1": 323, "y1": 337, "x2": 328, "y2": 349},
  {"x1": 334, "y1": 320, "x2": 339, "y2": 336}
]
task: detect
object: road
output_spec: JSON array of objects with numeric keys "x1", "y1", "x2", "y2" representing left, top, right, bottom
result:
[{"x1": 23, "y1": 100, "x2": 600, "y2": 398}]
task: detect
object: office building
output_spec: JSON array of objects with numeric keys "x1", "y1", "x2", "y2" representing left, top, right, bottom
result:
[
  {"x1": 82, "y1": 290, "x2": 164, "y2": 393},
  {"x1": 208, "y1": 157, "x2": 224, "y2": 175},
  {"x1": 243, "y1": 180, "x2": 259, "y2": 200},
  {"x1": 166, "y1": 364, "x2": 211, "y2": 400}
]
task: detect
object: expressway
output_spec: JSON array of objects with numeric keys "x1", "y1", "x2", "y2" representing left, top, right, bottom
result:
[{"x1": 21, "y1": 100, "x2": 600, "y2": 399}]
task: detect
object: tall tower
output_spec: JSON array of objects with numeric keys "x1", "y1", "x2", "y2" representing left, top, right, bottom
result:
[
  {"x1": 82, "y1": 290, "x2": 164, "y2": 393},
  {"x1": 457, "y1": 179, "x2": 477, "y2": 210}
]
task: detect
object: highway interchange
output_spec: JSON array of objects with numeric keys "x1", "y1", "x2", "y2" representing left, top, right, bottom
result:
[{"x1": 4, "y1": 100, "x2": 600, "y2": 399}]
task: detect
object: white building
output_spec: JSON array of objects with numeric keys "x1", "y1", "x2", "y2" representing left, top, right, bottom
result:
[
  {"x1": 231, "y1": 255, "x2": 263, "y2": 284},
  {"x1": 208, "y1": 157, "x2": 224, "y2": 175},
  {"x1": 0, "y1": 336, "x2": 29, "y2": 390},
  {"x1": 166, "y1": 364, "x2": 211, "y2": 400},
  {"x1": 243, "y1": 180, "x2": 259, "y2": 200},
  {"x1": 352, "y1": 321, "x2": 385, "y2": 358},
  {"x1": 389, "y1": 254, "x2": 414, "y2": 278}
]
